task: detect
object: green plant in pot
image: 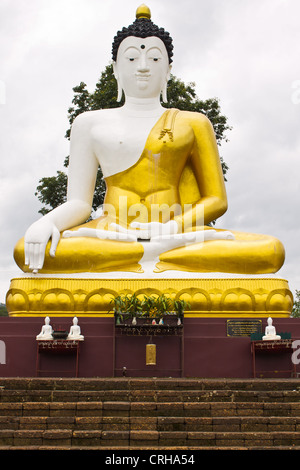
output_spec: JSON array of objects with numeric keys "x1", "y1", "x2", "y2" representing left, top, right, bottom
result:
[
  {"x1": 174, "y1": 299, "x2": 190, "y2": 323},
  {"x1": 156, "y1": 294, "x2": 173, "y2": 322},
  {"x1": 111, "y1": 293, "x2": 144, "y2": 324},
  {"x1": 141, "y1": 295, "x2": 158, "y2": 321},
  {"x1": 126, "y1": 293, "x2": 143, "y2": 324},
  {"x1": 110, "y1": 295, "x2": 126, "y2": 320},
  {"x1": 110, "y1": 295, "x2": 126, "y2": 324}
]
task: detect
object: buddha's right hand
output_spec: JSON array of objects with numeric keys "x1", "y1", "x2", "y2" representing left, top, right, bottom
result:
[{"x1": 24, "y1": 219, "x2": 60, "y2": 273}]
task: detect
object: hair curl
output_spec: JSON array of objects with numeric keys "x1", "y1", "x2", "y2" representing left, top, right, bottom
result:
[{"x1": 112, "y1": 17, "x2": 174, "y2": 63}]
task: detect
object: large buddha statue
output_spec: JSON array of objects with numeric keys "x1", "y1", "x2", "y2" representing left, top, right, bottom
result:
[{"x1": 14, "y1": 5, "x2": 285, "y2": 276}]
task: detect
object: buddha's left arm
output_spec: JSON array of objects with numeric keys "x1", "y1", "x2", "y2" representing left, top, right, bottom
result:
[{"x1": 174, "y1": 113, "x2": 228, "y2": 229}]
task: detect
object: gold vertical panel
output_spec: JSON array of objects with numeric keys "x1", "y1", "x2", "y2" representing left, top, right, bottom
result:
[{"x1": 146, "y1": 344, "x2": 156, "y2": 365}]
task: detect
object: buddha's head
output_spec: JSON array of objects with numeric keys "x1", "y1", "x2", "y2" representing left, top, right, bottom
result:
[{"x1": 112, "y1": 5, "x2": 173, "y2": 102}]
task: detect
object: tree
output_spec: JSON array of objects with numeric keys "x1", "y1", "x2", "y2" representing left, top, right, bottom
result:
[
  {"x1": 291, "y1": 290, "x2": 300, "y2": 318},
  {"x1": 0, "y1": 303, "x2": 8, "y2": 316},
  {"x1": 35, "y1": 64, "x2": 231, "y2": 216},
  {"x1": 35, "y1": 171, "x2": 68, "y2": 216}
]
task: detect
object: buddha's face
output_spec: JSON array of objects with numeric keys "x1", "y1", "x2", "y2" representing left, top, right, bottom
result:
[{"x1": 113, "y1": 36, "x2": 171, "y2": 100}]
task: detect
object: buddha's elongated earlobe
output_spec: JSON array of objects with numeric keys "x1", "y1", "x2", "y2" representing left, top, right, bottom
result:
[
  {"x1": 113, "y1": 61, "x2": 123, "y2": 102},
  {"x1": 117, "y1": 79, "x2": 123, "y2": 102},
  {"x1": 161, "y1": 65, "x2": 171, "y2": 103},
  {"x1": 161, "y1": 81, "x2": 168, "y2": 103}
]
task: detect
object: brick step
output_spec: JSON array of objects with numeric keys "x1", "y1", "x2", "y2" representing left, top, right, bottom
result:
[
  {"x1": 0, "y1": 378, "x2": 299, "y2": 449},
  {"x1": 0, "y1": 415, "x2": 299, "y2": 432},
  {"x1": 1, "y1": 429, "x2": 300, "y2": 447},
  {"x1": 0, "y1": 378, "x2": 300, "y2": 392},
  {"x1": 1, "y1": 401, "x2": 300, "y2": 418},
  {"x1": 1, "y1": 388, "x2": 300, "y2": 403}
]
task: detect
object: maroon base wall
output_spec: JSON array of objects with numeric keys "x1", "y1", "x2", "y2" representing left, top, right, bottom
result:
[{"x1": 0, "y1": 317, "x2": 300, "y2": 378}]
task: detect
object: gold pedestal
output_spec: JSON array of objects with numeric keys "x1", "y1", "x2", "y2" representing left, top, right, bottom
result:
[{"x1": 6, "y1": 276, "x2": 293, "y2": 318}]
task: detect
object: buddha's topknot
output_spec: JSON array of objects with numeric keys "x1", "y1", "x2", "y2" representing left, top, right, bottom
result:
[{"x1": 112, "y1": 5, "x2": 174, "y2": 63}]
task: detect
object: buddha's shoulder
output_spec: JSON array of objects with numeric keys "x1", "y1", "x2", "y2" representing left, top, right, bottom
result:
[
  {"x1": 176, "y1": 109, "x2": 212, "y2": 128},
  {"x1": 72, "y1": 108, "x2": 120, "y2": 128}
]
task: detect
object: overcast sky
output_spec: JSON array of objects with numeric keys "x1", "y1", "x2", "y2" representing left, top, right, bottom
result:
[{"x1": 0, "y1": 0, "x2": 299, "y2": 303}]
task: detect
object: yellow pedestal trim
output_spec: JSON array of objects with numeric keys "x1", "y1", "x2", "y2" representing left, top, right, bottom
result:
[{"x1": 6, "y1": 277, "x2": 293, "y2": 318}]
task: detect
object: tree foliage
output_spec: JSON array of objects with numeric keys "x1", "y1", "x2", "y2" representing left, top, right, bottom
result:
[
  {"x1": 291, "y1": 290, "x2": 300, "y2": 318},
  {"x1": 0, "y1": 303, "x2": 8, "y2": 316},
  {"x1": 35, "y1": 64, "x2": 231, "y2": 216},
  {"x1": 35, "y1": 171, "x2": 68, "y2": 216}
]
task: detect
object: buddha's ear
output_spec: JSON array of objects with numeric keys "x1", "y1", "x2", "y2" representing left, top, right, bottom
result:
[
  {"x1": 112, "y1": 61, "x2": 123, "y2": 102},
  {"x1": 167, "y1": 64, "x2": 172, "y2": 81},
  {"x1": 112, "y1": 61, "x2": 118, "y2": 79},
  {"x1": 161, "y1": 64, "x2": 172, "y2": 103}
]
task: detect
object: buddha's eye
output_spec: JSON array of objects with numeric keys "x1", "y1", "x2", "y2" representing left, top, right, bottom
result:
[
  {"x1": 129, "y1": 58, "x2": 135, "y2": 61},
  {"x1": 153, "y1": 58, "x2": 159, "y2": 62}
]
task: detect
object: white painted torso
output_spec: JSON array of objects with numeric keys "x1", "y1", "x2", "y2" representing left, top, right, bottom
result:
[{"x1": 86, "y1": 106, "x2": 166, "y2": 177}]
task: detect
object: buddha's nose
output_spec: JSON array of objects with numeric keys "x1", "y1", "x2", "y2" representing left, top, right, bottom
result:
[{"x1": 137, "y1": 57, "x2": 150, "y2": 72}]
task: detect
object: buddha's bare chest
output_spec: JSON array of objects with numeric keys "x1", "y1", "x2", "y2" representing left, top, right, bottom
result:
[
  {"x1": 97, "y1": 117, "x2": 152, "y2": 143},
  {"x1": 90, "y1": 116, "x2": 160, "y2": 176}
]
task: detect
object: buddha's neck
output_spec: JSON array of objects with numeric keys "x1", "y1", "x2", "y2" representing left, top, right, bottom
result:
[{"x1": 121, "y1": 97, "x2": 165, "y2": 118}]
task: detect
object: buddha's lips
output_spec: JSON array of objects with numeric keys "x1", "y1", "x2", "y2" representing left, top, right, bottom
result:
[{"x1": 135, "y1": 74, "x2": 151, "y2": 80}]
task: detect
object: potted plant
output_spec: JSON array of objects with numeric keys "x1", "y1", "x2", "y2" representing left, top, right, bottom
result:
[
  {"x1": 156, "y1": 294, "x2": 173, "y2": 323},
  {"x1": 126, "y1": 293, "x2": 143, "y2": 324},
  {"x1": 141, "y1": 295, "x2": 158, "y2": 322},
  {"x1": 110, "y1": 295, "x2": 126, "y2": 324},
  {"x1": 110, "y1": 293, "x2": 143, "y2": 324},
  {"x1": 173, "y1": 299, "x2": 190, "y2": 324},
  {"x1": 111, "y1": 293, "x2": 190, "y2": 326},
  {"x1": 140, "y1": 294, "x2": 174, "y2": 324}
]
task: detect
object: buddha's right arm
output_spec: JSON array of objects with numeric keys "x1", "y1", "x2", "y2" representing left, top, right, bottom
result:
[{"x1": 24, "y1": 112, "x2": 98, "y2": 271}]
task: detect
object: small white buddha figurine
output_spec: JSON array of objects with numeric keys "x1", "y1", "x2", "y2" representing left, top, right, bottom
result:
[
  {"x1": 36, "y1": 316, "x2": 53, "y2": 340},
  {"x1": 262, "y1": 317, "x2": 281, "y2": 341},
  {"x1": 67, "y1": 317, "x2": 84, "y2": 340}
]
